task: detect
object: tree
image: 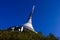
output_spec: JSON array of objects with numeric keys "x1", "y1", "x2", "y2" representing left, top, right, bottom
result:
[{"x1": 45, "y1": 33, "x2": 58, "y2": 40}]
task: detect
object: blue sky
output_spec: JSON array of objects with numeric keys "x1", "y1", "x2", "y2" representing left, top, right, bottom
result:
[{"x1": 0, "y1": 0, "x2": 60, "y2": 37}]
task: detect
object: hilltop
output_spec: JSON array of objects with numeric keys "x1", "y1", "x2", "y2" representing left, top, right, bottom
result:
[{"x1": 0, "y1": 29, "x2": 59, "y2": 40}]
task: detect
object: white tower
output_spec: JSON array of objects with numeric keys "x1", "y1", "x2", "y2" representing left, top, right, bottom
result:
[{"x1": 23, "y1": 5, "x2": 35, "y2": 32}]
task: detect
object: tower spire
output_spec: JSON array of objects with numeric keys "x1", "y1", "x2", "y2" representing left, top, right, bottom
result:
[
  {"x1": 23, "y1": 5, "x2": 35, "y2": 31},
  {"x1": 27, "y1": 5, "x2": 35, "y2": 23}
]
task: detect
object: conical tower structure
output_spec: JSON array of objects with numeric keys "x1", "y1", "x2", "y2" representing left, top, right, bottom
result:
[{"x1": 23, "y1": 5, "x2": 35, "y2": 32}]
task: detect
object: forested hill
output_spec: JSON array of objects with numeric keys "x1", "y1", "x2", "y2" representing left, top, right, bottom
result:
[{"x1": 0, "y1": 29, "x2": 59, "y2": 40}]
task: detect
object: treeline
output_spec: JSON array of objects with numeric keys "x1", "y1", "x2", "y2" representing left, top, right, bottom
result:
[
  {"x1": 37, "y1": 32, "x2": 59, "y2": 40},
  {"x1": 0, "y1": 29, "x2": 59, "y2": 40}
]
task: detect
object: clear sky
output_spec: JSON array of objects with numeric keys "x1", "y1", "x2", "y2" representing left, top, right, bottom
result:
[{"x1": 0, "y1": 0, "x2": 60, "y2": 37}]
